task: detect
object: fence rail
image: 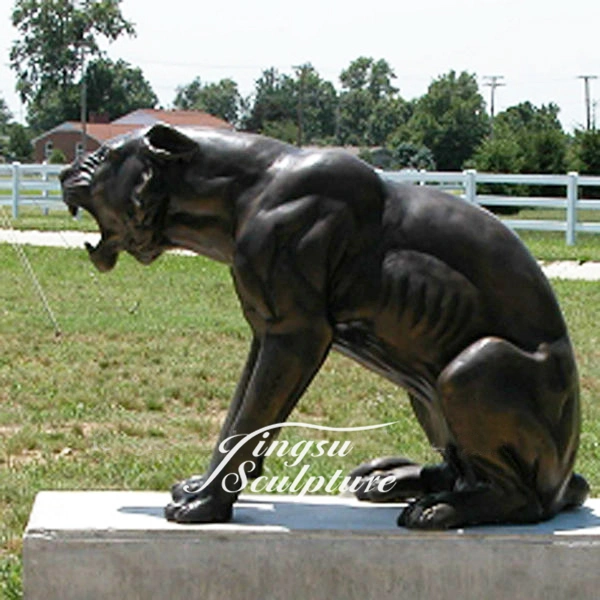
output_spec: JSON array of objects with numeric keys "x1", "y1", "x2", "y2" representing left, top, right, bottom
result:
[
  {"x1": 2, "y1": 162, "x2": 600, "y2": 245},
  {"x1": 383, "y1": 169, "x2": 600, "y2": 245},
  {"x1": 0, "y1": 162, "x2": 63, "y2": 219}
]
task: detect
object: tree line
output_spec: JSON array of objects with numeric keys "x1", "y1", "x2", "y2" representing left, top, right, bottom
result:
[{"x1": 3, "y1": 0, "x2": 600, "y2": 178}]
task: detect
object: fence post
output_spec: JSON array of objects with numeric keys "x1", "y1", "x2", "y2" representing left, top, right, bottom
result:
[
  {"x1": 42, "y1": 164, "x2": 49, "y2": 216},
  {"x1": 566, "y1": 172, "x2": 578, "y2": 246},
  {"x1": 464, "y1": 169, "x2": 477, "y2": 204},
  {"x1": 11, "y1": 162, "x2": 21, "y2": 219}
]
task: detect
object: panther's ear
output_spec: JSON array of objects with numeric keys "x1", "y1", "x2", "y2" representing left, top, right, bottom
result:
[{"x1": 142, "y1": 123, "x2": 199, "y2": 162}]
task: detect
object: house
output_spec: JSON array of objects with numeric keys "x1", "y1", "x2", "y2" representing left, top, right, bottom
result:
[{"x1": 32, "y1": 109, "x2": 233, "y2": 163}]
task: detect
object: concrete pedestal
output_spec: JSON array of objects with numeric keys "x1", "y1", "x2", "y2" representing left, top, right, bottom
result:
[{"x1": 23, "y1": 492, "x2": 600, "y2": 600}]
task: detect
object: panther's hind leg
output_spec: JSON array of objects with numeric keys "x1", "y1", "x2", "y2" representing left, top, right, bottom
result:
[
  {"x1": 400, "y1": 336, "x2": 584, "y2": 529},
  {"x1": 351, "y1": 393, "x2": 457, "y2": 502}
]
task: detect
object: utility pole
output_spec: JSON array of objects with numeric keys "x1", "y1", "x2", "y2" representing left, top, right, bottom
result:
[
  {"x1": 578, "y1": 75, "x2": 597, "y2": 130},
  {"x1": 294, "y1": 64, "x2": 308, "y2": 147},
  {"x1": 75, "y1": 0, "x2": 87, "y2": 158},
  {"x1": 80, "y1": 44, "x2": 87, "y2": 156},
  {"x1": 483, "y1": 75, "x2": 505, "y2": 138}
]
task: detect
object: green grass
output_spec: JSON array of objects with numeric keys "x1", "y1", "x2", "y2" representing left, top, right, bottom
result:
[
  {"x1": 5, "y1": 204, "x2": 600, "y2": 259},
  {"x1": 0, "y1": 205, "x2": 98, "y2": 232},
  {"x1": 1, "y1": 237, "x2": 600, "y2": 597},
  {"x1": 518, "y1": 231, "x2": 600, "y2": 262}
]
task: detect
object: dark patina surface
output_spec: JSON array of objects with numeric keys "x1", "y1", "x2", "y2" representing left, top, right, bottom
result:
[{"x1": 61, "y1": 124, "x2": 588, "y2": 528}]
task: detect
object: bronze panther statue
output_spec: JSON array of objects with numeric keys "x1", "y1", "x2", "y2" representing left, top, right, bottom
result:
[{"x1": 60, "y1": 124, "x2": 588, "y2": 529}]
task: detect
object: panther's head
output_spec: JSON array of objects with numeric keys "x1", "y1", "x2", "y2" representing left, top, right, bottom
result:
[{"x1": 60, "y1": 124, "x2": 198, "y2": 272}]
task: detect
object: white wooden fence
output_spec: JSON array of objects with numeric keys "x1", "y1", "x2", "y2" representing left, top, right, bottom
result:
[
  {"x1": 383, "y1": 169, "x2": 600, "y2": 245},
  {"x1": 0, "y1": 162, "x2": 63, "y2": 219},
  {"x1": 2, "y1": 162, "x2": 600, "y2": 246}
]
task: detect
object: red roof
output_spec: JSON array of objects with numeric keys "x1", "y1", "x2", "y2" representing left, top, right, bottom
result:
[
  {"x1": 111, "y1": 109, "x2": 233, "y2": 129},
  {"x1": 33, "y1": 109, "x2": 233, "y2": 145}
]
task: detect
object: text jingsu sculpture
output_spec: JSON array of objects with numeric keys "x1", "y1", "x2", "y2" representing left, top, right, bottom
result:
[{"x1": 61, "y1": 124, "x2": 588, "y2": 529}]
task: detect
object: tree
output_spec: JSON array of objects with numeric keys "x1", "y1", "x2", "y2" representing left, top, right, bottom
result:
[
  {"x1": 23, "y1": 85, "x2": 80, "y2": 132},
  {"x1": 493, "y1": 102, "x2": 567, "y2": 175},
  {"x1": 23, "y1": 58, "x2": 157, "y2": 132},
  {"x1": 569, "y1": 128, "x2": 600, "y2": 197},
  {"x1": 470, "y1": 131, "x2": 524, "y2": 174},
  {"x1": 390, "y1": 142, "x2": 436, "y2": 171},
  {"x1": 173, "y1": 77, "x2": 204, "y2": 110},
  {"x1": 243, "y1": 68, "x2": 296, "y2": 134},
  {"x1": 85, "y1": 58, "x2": 157, "y2": 120},
  {"x1": 244, "y1": 65, "x2": 337, "y2": 145},
  {"x1": 7, "y1": 124, "x2": 33, "y2": 162},
  {"x1": 336, "y1": 89, "x2": 374, "y2": 145},
  {"x1": 367, "y1": 96, "x2": 412, "y2": 147},
  {"x1": 0, "y1": 96, "x2": 12, "y2": 130},
  {"x1": 0, "y1": 97, "x2": 14, "y2": 159},
  {"x1": 406, "y1": 71, "x2": 490, "y2": 170},
  {"x1": 472, "y1": 102, "x2": 568, "y2": 177},
  {"x1": 294, "y1": 64, "x2": 337, "y2": 145},
  {"x1": 174, "y1": 77, "x2": 241, "y2": 124},
  {"x1": 10, "y1": 0, "x2": 135, "y2": 129},
  {"x1": 570, "y1": 128, "x2": 600, "y2": 175},
  {"x1": 360, "y1": 141, "x2": 435, "y2": 171},
  {"x1": 336, "y1": 57, "x2": 409, "y2": 146},
  {"x1": 339, "y1": 57, "x2": 398, "y2": 100},
  {"x1": 0, "y1": 95, "x2": 32, "y2": 162}
]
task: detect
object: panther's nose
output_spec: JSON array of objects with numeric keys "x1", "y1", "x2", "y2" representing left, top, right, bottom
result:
[{"x1": 59, "y1": 164, "x2": 75, "y2": 184}]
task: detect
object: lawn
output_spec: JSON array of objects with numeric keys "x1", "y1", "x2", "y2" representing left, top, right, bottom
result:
[
  {"x1": 4, "y1": 203, "x2": 600, "y2": 260},
  {"x1": 1, "y1": 227, "x2": 600, "y2": 598}
]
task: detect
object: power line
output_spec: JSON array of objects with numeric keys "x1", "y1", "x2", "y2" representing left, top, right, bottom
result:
[{"x1": 577, "y1": 75, "x2": 597, "y2": 130}]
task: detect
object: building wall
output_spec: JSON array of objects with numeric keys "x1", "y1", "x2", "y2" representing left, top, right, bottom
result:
[{"x1": 34, "y1": 132, "x2": 101, "y2": 163}]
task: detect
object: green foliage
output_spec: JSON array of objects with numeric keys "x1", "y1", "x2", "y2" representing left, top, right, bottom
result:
[
  {"x1": 406, "y1": 71, "x2": 490, "y2": 170},
  {"x1": 340, "y1": 57, "x2": 398, "y2": 100},
  {"x1": 493, "y1": 102, "x2": 567, "y2": 174},
  {"x1": 85, "y1": 57, "x2": 158, "y2": 120},
  {"x1": 0, "y1": 556, "x2": 22, "y2": 600},
  {"x1": 25, "y1": 84, "x2": 80, "y2": 133},
  {"x1": 568, "y1": 128, "x2": 600, "y2": 198},
  {"x1": 471, "y1": 132, "x2": 524, "y2": 174},
  {"x1": 570, "y1": 128, "x2": 600, "y2": 174},
  {"x1": 336, "y1": 88, "x2": 374, "y2": 145},
  {"x1": 360, "y1": 142, "x2": 435, "y2": 171},
  {"x1": 243, "y1": 67, "x2": 297, "y2": 134},
  {"x1": 173, "y1": 77, "x2": 203, "y2": 110},
  {"x1": 243, "y1": 65, "x2": 336, "y2": 145},
  {"x1": 261, "y1": 120, "x2": 298, "y2": 145},
  {"x1": 0, "y1": 96, "x2": 14, "y2": 160},
  {"x1": 367, "y1": 96, "x2": 412, "y2": 147},
  {"x1": 25, "y1": 57, "x2": 158, "y2": 132},
  {"x1": 11, "y1": 0, "x2": 135, "y2": 102},
  {"x1": 0, "y1": 96, "x2": 33, "y2": 162},
  {"x1": 471, "y1": 101, "x2": 568, "y2": 197},
  {"x1": 336, "y1": 57, "x2": 410, "y2": 146},
  {"x1": 0, "y1": 96, "x2": 12, "y2": 130},
  {"x1": 174, "y1": 77, "x2": 242, "y2": 125},
  {"x1": 390, "y1": 142, "x2": 436, "y2": 170},
  {"x1": 7, "y1": 124, "x2": 33, "y2": 163},
  {"x1": 10, "y1": 0, "x2": 136, "y2": 131},
  {"x1": 47, "y1": 147, "x2": 67, "y2": 163},
  {"x1": 294, "y1": 64, "x2": 338, "y2": 145}
]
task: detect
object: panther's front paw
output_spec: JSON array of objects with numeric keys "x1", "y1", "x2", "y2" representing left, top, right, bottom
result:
[
  {"x1": 165, "y1": 495, "x2": 233, "y2": 524},
  {"x1": 171, "y1": 475, "x2": 206, "y2": 503},
  {"x1": 398, "y1": 496, "x2": 459, "y2": 530}
]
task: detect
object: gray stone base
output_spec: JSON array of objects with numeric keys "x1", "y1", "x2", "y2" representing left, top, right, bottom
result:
[{"x1": 23, "y1": 492, "x2": 600, "y2": 600}]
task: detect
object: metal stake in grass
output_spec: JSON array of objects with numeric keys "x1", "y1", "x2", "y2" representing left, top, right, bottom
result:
[{"x1": 0, "y1": 206, "x2": 62, "y2": 337}]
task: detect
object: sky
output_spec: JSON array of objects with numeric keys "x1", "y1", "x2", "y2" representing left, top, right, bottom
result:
[{"x1": 0, "y1": 0, "x2": 599, "y2": 131}]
